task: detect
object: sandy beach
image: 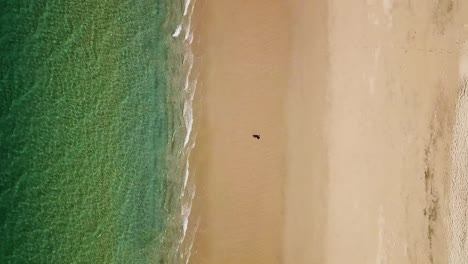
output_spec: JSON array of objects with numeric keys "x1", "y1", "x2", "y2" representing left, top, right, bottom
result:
[
  {"x1": 190, "y1": 1, "x2": 468, "y2": 263},
  {"x1": 189, "y1": 1, "x2": 289, "y2": 263}
]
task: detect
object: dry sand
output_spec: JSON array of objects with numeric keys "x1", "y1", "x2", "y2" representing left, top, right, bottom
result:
[
  {"x1": 323, "y1": 1, "x2": 467, "y2": 263},
  {"x1": 189, "y1": 0, "x2": 468, "y2": 264}
]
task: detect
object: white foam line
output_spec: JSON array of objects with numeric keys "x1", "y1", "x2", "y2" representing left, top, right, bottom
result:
[
  {"x1": 187, "y1": 32, "x2": 194, "y2": 44},
  {"x1": 184, "y1": 0, "x2": 196, "y2": 40},
  {"x1": 183, "y1": 105, "x2": 193, "y2": 147},
  {"x1": 184, "y1": 220, "x2": 199, "y2": 264},
  {"x1": 182, "y1": 158, "x2": 190, "y2": 192},
  {"x1": 182, "y1": 52, "x2": 196, "y2": 148},
  {"x1": 183, "y1": 0, "x2": 192, "y2": 16},
  {"x1": 181, "y1": 190, "x2": 195, "y2": 240},
  {"x1": 183, "y1": 53, "x2": 194, "y2": 91},
  {"x1": 183, "y1": 81, "x2": 197, "y2": 148},
  {"x1": 184, "y1": 117, "x2": 193, "y2": 147},
  {"x1": 174, "y1": 0, "x2": 195, "y2": 39},
  {"x1": 177, "y1": 187, "x2": 196, "y2": 264},
  {"x1": 172, "y1": 24, "x2": 182, "y2": 37},
  {"x1": 174, "y1": 2, "x2": 199, "y2": 262}
]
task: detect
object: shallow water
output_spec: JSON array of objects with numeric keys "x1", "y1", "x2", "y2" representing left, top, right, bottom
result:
[{"x1": 0, "y1": 1, "x2": 195, "y2": 263}]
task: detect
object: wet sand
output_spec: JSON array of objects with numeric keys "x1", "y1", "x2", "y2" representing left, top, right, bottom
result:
[
  {"x1": 283, "y1": 1, "x2": 329, "y2": 263},
  {"x1": 190, "y1": 0, "x2": 468, "y2": 263},
  {"x1": 189, "y1": 1, "x2": 289, "y2": 263}
]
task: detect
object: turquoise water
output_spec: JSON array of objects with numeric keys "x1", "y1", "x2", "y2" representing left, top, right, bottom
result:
[{"x1": 0, "y1": 1, "x2": 192, "y2": 263}]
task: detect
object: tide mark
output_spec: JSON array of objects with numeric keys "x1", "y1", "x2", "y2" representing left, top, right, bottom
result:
[
  {"x1": 422, "y1": 83, "x2": 453, "y2": 264},
  {"x1": 432, "y1": 0, "x2": 455, "y2": 34}
]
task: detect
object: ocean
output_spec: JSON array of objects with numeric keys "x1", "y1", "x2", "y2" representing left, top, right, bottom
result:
[{"x1": 0, "y1": 0, "x2": 197, "y2": 263}]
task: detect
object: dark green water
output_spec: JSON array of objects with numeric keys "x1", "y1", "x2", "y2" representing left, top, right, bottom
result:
[{"x1": 0, "y1": 1, "x2": 188, "y2": 263}]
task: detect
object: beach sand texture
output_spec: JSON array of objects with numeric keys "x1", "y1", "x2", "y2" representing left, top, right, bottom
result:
[
  {"x1": 190, "y1": 1, "x2": 468, "y2": 263},
  {"x1": 190, "y1": 1, "x2": 289, "y2": 264}
]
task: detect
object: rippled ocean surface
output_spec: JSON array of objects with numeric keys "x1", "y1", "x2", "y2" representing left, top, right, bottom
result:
[{"x1": 0, "y1": 1, "x2": 196, "y2": 263}]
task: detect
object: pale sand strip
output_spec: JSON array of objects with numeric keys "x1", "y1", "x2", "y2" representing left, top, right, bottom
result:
[
  {"x1": 449, "y1": 44, "x2": 468, "y2": 264},
  {"x1": 285, "y1": 1, "x2": 468, "y2": 263}
]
